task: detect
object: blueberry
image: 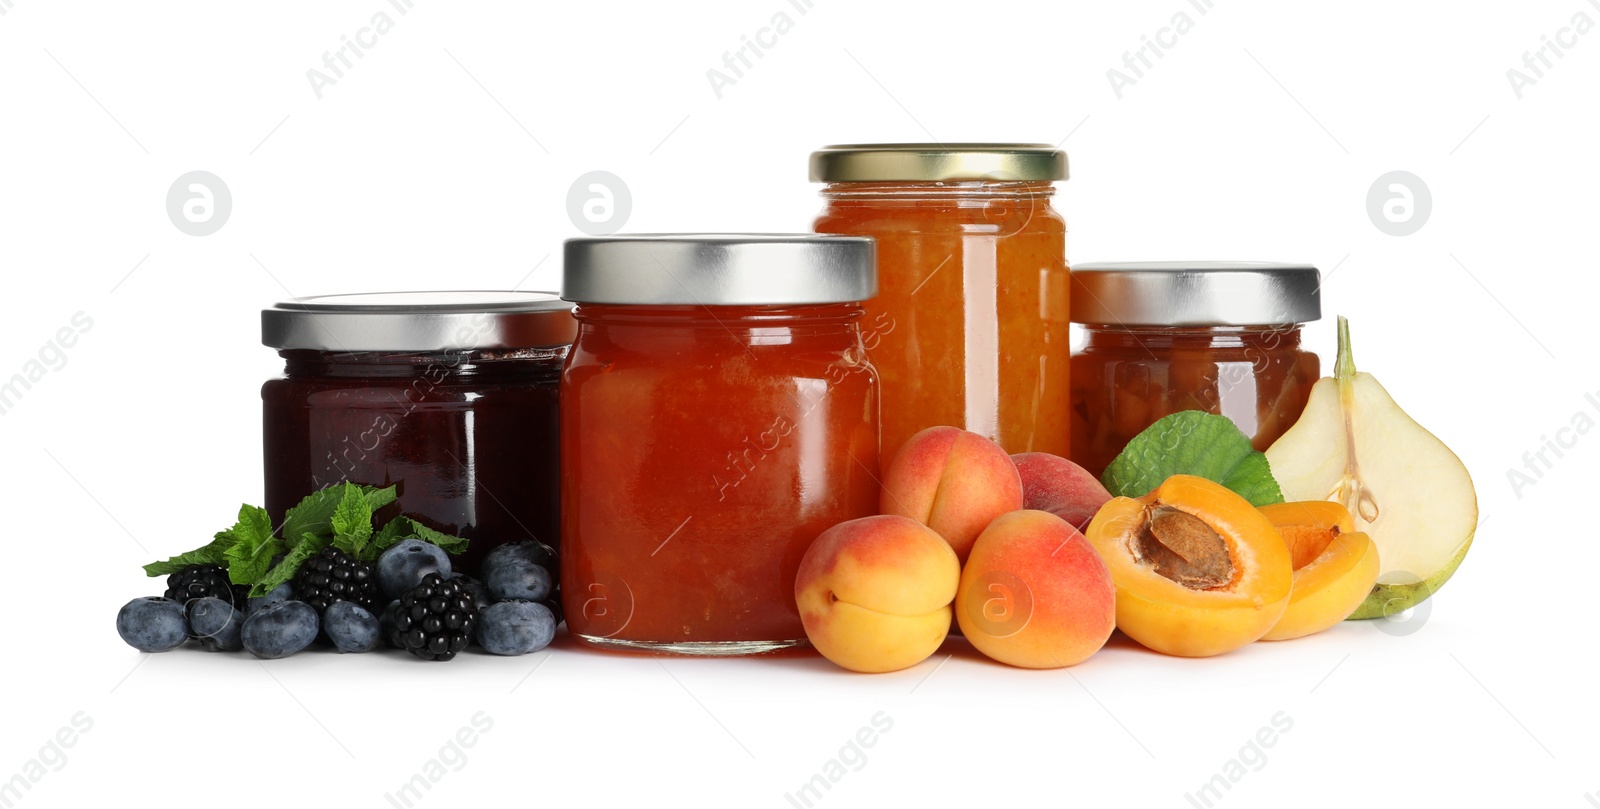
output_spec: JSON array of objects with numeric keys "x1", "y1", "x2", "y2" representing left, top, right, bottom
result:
[
  {"x1": 186, "y1": 597, "x2": 244, "y2": 652},
  {"x1": 482, "y1": 540, "x2": 558, "y2": 579},
  {"x1": 242, "y1": 600, "x2": 319, "y2": 659},
  {"x1": 378, "y1": 539, "x2": 452, "y2": 600},
  {"x1": 476, "y1": 600, "x2": 556, "y2": 656},
  {"x1": 246, "y1": 582, "x2": 294, "y2": 616},
  {"x1": 117, "y1": 597, "x2": 187, "y2": 652},
  {"x1": 485, "y1": 559, "x2": 553, "y2": 602},
  {"x1": 322, "y1": 602, "x2": 380, "y2": 653}
]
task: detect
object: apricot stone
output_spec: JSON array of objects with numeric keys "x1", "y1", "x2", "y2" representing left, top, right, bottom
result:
[
  {"x1": 880, "y1": 426, "x2": 1024, "y2": 563},
  {"x1": 795, "y1": 515, "x2": 961, "y2": 673},
  {"x1": 1011, "y1": 452, "x2": 1113, "y2": 532},
  {"x1": 956, "y1": 510, "x2": 1115, "y2": 669}
]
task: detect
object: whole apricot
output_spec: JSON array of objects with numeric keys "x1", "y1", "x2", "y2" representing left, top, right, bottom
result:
[
  {"x1": 880, "y1": 426, "x2": 1024, "y2": 563},
  {"x1": 795, "y1": 515, "x2": 961, "y2": 673},
  {"x1": 956, "y1": 510, "x2": 1115, "y2": 669}
]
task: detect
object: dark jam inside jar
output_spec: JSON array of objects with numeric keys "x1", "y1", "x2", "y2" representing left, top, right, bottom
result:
[
  {"x1": 260, "y1": 291, "x2": 574, "y2": 576},
  {"x1": 1070, "y1": 325, "x2": 1320, "y2": 478}
]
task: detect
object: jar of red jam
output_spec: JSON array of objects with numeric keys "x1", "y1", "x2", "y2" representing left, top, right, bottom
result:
[
  {"x1": 811, "y1": 143, "x2": 1070, "y2": 462},
  {"x1": 560, "y1": 235, "x2": 880, "y2": 655},
  {"x1": 1069, "y1": 262, "x2": 1322, "y2": 478},
  {"x1": 261, "y1": 291, "x2": 576, "y2": 575}
]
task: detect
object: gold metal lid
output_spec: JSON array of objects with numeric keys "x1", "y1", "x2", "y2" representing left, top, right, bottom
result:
[{"x1": 809, "y1": 143, "x2": 1068, "y2": 183}]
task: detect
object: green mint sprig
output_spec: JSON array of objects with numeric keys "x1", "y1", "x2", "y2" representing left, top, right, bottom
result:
[{"x1": 142, "y1": 482, "x2": 469, "y2": 597}]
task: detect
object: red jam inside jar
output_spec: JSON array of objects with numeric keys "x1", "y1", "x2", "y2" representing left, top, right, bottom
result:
[
  {"x1": 1068, "y1": 263, "x2": 1322, "y2": 478},
  {"x1": 260, "y1": 291, "x2": 576, "y2": 575},
  {"x1": 559, "y1": 235, "x2": 880, "y2": 655}
]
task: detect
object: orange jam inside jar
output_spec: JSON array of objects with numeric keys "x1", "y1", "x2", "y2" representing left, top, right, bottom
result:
[
  {"x1": 811, "y1": 144, "x2": 1070, "y2": 462},
  {"x1": 1069, "y1": 262, "x2": 1323, "y2": 478},
  {"x1": 559, "y1": 235, "x2": 880, "y2": 655}
]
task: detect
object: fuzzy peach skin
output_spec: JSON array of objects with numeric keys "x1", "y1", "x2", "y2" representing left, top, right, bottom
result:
[
  {"x1": 1011, "y1": 452, "x2": 1113, "y2": 532},
  {"x1": 956, "y1": 510, "x2": 1115, "y2": 669},
  {"x1": 880, "y1": 426, "x2": 1024, "y2": 563},
  {"x1": 795, "y1": 515, "x2": 961, "y2": 673}
]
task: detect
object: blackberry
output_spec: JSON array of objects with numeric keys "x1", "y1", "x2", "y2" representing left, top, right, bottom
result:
[
  {"x1": 164, "y1": 564, "x2": 247, "y2": 614},
  {"x1": 390, "y1": 573, "x2": 478, "y2": 661},
  {"x1": 293, "y1": 547, "x2": 381, "y2": 615}
]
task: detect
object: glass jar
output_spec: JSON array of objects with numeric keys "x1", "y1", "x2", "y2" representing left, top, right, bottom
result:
[
  {"x1": 261, "y1": 291, "x2": 576, "y2": 576},
  {"x1": 1069, "y1": 262, "x2": 1323, "y2": 478},
  {"x1": 811, "y1": 143, "x2": 1070, "y2": 462},
  {"x1": 560, "y1": 235, "x2": 880, "y2": 655}
]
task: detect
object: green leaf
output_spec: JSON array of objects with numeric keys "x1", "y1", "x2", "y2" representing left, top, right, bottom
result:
[
  {"x1": 143, "y1": 532, "x2": 234, "y2": 577},
  {"x1": 370, "y1": 516, "x2": 469, "y2": 558},
  {"x1": 251, "y1": 533, "x2": 327, "y2": 597},
  {"x1": 1101, "y1": 411, "x2": 1286, "y2": 507},
  {"x1": 330, "y1": 483, "x2": 375, "y2": 557},
  {"x1": 279, "y1": 484, "x2": 394, "y2": 547},
  {"x1": 223, "y1": 504, "x2": 285, "y2": 585}
]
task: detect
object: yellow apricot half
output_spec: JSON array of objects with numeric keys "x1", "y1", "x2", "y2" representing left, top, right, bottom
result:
[
  {"x1": 1258, "y1": 502, "x2": 1381, "y2": 641},
  {"x1": 1084, "y1": 475, "x2": 1293, "y2": 658}
]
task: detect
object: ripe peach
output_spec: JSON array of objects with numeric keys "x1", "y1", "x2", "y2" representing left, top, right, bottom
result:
[
  {"x1": 1011, "y1": 452, "x2": 1113, "y2": 532},
  {"x1": 880, "y1": 426, "x2": 1024, "y2": 563},
  {"x1": 795, "y1": 515, "x2": 961, "y2": 673},
  {"x1": 956, "y1": 510, "x2": 1115, "y2": 669}
]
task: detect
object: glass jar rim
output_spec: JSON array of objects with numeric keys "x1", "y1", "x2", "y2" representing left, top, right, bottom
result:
[
  {"x1": 1071, "y1": 262, "x2": 1321, "y2": 327},
  {"x1": 262, "y1": 290, "x2": 576, "y2": 352}
]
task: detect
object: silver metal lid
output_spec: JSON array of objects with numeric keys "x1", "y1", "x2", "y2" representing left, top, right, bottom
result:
[
  {"x1": 262, "y1": 290, "x2": 577, "y2": 352},
  {"x1": 562, "y1": 234, "x2": 877, "y2": 305},
  {"x1": 1070, "y1": 262, "x2": 1321, "y2": 327},
  {"x1": 810, "y1": 143, "x2": 1068, "y2": 183}
]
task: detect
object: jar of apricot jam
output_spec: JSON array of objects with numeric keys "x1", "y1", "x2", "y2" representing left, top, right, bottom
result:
[
  {"x1": 261, "y1": 291, "x2": 576, "y2": 575},
  {"x1": 811, "y1": 143, "x2": 1069, "y2": 462},
  {"x1": 1069, "y1": 262, "x2": 1323, "y2": 478},
  {"x1": 560, "y1": 235, "x2": 880, "y2": 655}
]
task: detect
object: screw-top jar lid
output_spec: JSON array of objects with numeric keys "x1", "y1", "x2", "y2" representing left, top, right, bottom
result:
[
  {"x1": 809, "y1": 143, "x2": 1068, "y2": 183},
  {"x1": 1070, "y1": 262, "x2": 1322, "y2": 327},
  {"x1": 262, "y1": 290, "x2": 577, "y2": 352},
  {"x1": 562, "y1": 234, "x2": 877, "y2": 306}
]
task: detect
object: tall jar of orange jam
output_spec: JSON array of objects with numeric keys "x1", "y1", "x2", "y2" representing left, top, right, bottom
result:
[
  {"x1": 811, "y1": 144, "x2": 1069, "y2": 462},
  {"x1": 1069, "y1": 262, "x2": 1323, "y2": 478},
  {"x1": 560, "y1": 235, "x2": 880, "y2": 655}
]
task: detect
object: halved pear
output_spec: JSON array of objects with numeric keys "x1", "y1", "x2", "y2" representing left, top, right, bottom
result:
[{"x1": 1265, "y1": 317, "x2": 1477, "y2": 619}]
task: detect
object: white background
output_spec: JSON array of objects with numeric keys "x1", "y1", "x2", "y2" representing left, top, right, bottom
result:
[{"x1": 2, "y1": 1, "x2": 1595, "y2": 806}]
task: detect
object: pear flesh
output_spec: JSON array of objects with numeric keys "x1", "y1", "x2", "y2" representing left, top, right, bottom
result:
[{"x1": 1266, "y1": 318, "x2": 1477, "y2": 619}]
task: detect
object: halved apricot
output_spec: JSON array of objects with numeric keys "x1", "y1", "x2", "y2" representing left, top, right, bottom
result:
[
  {"x1": 1084, "y1": 475, "x2": 1292, "y2": 657},
  {"x1": 1257, "y1": 501, "x2": 1381, "y2": 641}
]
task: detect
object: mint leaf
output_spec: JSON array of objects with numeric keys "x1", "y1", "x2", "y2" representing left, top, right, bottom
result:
[
  {"x1": 223, "y1": 504, "x2": 285, "y2": 585},
  {"x1": 280, "y1": 484, "x2": 395, "y2": 547},
  {"x1": 1102, "y1": 411, "x2": 1286, "y2": 507},
  {"x1": 330, "y1": 483, "x2": 374, "y2": 557},
  {"x1": 370, "y1": 516, "x2": 469, "y2": 558},
  {"x1": 251, "y1": 533, "x2": 326, "y2": 597},
  {"x1": 143, "y1": 532, "x2": 234, "y2": 577}
]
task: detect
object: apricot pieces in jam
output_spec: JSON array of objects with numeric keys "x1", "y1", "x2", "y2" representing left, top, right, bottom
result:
[
  {"x1": 1257, "y1": 501, "x2": 1381, "y2": 641},
  {"x1": 1085, "y1": 475, "x2": 1292, "y2": 657}
]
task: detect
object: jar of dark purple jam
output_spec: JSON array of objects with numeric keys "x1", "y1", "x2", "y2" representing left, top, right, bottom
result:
[{"x1": 261, "y1": 291, "x2": 575, "y2": 575}]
